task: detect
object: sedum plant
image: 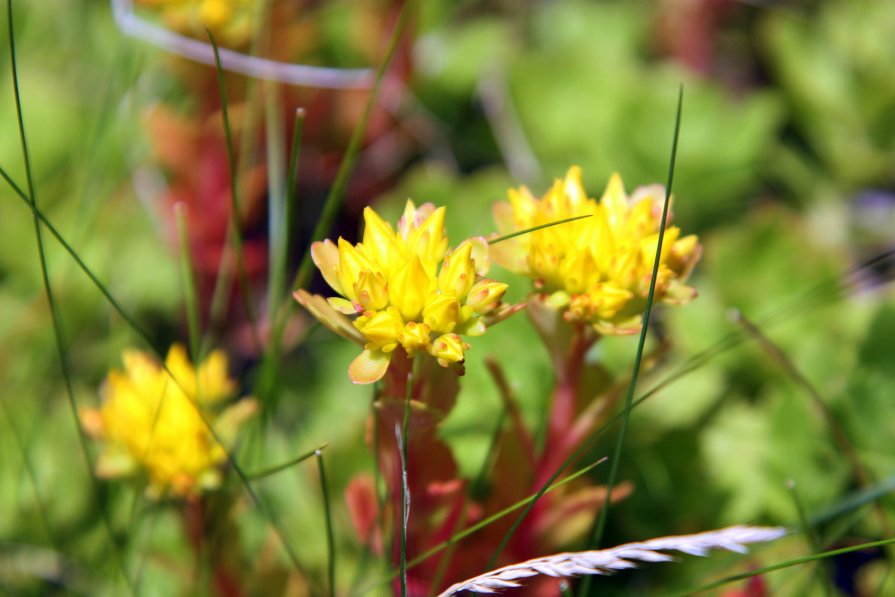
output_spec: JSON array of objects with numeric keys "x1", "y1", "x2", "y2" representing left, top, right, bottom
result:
[{"x1": 490, "y1": 167, "x2": 701, "y2": 493}]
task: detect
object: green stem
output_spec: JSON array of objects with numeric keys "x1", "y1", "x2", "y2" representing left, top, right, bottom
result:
[
  {"x1": 175, "y1": 204, "x2": 202, "y2": 361},
  {"x1": 207, "y1": 29, "x2": 262, "y2": 353},
  {"x1": 317, "y1": 450, "x2": 337, "y2": 597},
  {"x1": 579, "y1": 84, "x2": 683, "y2": 596},
  {"x1": 399, "y1": 361, "x2": 414, "y2": 597}
]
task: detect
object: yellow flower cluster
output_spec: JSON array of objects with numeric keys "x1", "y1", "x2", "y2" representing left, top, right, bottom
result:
[
  {"x1": 295, "y1": 201, "x2": 512, "y2": 384},
  {"x1": 492, "y1": 167, "x2": 701, "y2": 335},
  {"x1": 82, "y1": 345, "x2": 256, "y2": 499},
  {"x1": 136, "y1": 0, "x2": 254, "y2": 46}
]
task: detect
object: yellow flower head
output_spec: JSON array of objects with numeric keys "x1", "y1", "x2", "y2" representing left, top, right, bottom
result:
[
  {"x1": 295, "y1": 201, "x2": 516, "y2": 384},
  {"x1": 136, "y1": 0, "x2": 255, "y2": 47},
  {"x1": 492, "y1": 167, "x2": 701, "y2": 335},
  {"x1": 81, "y1": 345, "x2": 257, "y2": 499}
]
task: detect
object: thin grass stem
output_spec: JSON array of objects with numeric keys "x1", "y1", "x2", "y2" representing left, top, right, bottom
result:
[
  {"x1": 259, "y1": 4, "x2": 410, "y2": 403},
  {"x1": 257, "y1": 107, "x2": 305, "y2": 399},
  {"x1": 485, "y1": 356, "x2": 536, "y2": 466},
  {"x1": 175, "y1": 204, "x2": 203, "y2": 361},
  {"x1": 732, "y1": 310, "x2": 889, "y2": 532},
  {"x1": 489, "y1": 214, "x2": 592, "y2": 245},
  {"x1": 316, "y1": 450, "x2": 337, "y2": 597},
  {"x1": 810, "y1": 471, "x2": 895, "y2": 528},
  {"x1": 787, "y1": 480, "x2": 833, "y2": 597},
  {"x1": 578, "y1": 85, "x2": 683, "y2": 596},
  {"x1": 399, "y1": 365, "x2": 414, "y2": 597},
  {"x1": 430, "y1": 404, "x2": 509, "y2": 594},
  {"x1": 247, "y1": 444, "x2": 329, "y2": 480},
  {"x1": 668, "y1": 537, "x2": 895, "y2": 597},
  {"x1": 265, "y1": 85, "x2": 287, "y2": 337},
  {"x1": 207, "y1": 29, "x2": 262, "y2": 353},
  {"x1": 3, "y1": 161, "x2": 315, "y2": 582},
  {"x1": 348, "y1": 390, "x2": 391, "y2": 594},
  {"x1": 6, "y1": 2, "x2": 134, "y2": 591},
  {"x1": 358, "y1": 458, "x2": 606, "y2": 596},
  {"x1": 0, "y1": 398, "x2": 55, "y2": 548},
  {"x1": 285, "y1": 108, "x2": 306, "y2": 259}
]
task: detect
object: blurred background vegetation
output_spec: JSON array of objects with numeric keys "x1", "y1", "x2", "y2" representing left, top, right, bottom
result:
[{"x1": 1, "y1": 0, "x2": 894, "y2": 595}]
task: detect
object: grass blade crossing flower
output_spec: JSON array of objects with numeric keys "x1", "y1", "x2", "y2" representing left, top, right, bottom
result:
[
  {"x1": 81, "y1": 345, "x2": 257, "y2": 499},
  {"x1": 492, "y1": 166, "x2": 701, "y2": 335}
]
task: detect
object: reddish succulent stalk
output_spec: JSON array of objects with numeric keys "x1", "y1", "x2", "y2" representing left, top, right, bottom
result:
[
  {"x1": 182, "y1": 497, "x2": 242, "y2": 597},
  {"x1": 534, "y1": 325, "x2": 596, "y2": 490}
]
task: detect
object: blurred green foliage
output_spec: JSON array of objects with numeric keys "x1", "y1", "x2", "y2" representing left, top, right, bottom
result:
[{"x1": 763, "y1": 0, "x2": 895, "y2": 200}]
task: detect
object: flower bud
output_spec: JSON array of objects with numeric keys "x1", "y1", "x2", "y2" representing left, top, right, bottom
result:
[
  {"x1": 399, "y1": 321, "x2": 431, "y2": 356},
  {"x1": 465, "y1": 280, "x2": 508, "y2": 315},
  {"x1": 438, "y1": 241, "x2": 476, "y2": 298},
  {"x1": 428, "y1": 333, "x2": 469, "y2": 367},
  {"x1": 355, "y1": 308, "x2": 404, "y2": 353}
]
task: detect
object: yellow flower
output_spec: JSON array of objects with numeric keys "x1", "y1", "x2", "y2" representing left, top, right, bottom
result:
[
  {"x1": 295, "y1": 200, "x2": 517, "y2": 384},
  {"x1": 135, "y1": 0, "x2": 255, "y2": 47},
  {"x1": 81, "y1": 345, "x2": 257, "y2": 499},
  {"x1": 492, "y1": 167, "x2": 701, "y2": 335}
]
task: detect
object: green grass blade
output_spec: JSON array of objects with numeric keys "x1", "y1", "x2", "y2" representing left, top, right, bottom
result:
[
  {"x1": 669, "y1": 537, "x2": 895, "y2": 597},
  {"x1": 489, "y1": 214, "x2": 592, "y2": 245},
  {"x1": 265, "y1": 86, "x2": 287, "y2": 338},
  {"x1": 430, "y1": 405, "x2": 508, "y2": 593},
  {"x1": 285, "y1": 108, "x2": 306, "y2": 261},
  {"x1": 810, "y1": 471, "x2": 895, "y2": 527},
  {"x1": 0, "y1": 165, "x2": 308, "y2": 579},
  {"x1": 348, "y1": 393, "x2": 390, "y2": 595},
  {"x1": 399, "y1": 366, "x2": 414, "y2": 597},
  {"x1": 587, "y1": 83, "x2": 684, "y2": 549},
  {"x1": 0, "y1": 398, "x2": 55, "y2": 548},
  {"x1": 207, "y1": 28, "x2": 262, "y2": 353},
  {"x1": 258, "y1": 4, "x2": 410, "y2": 402},
  {"x1": 288, "y1": 5, "x2": 410, "y2": 295},
  {"x1": 316, "y1": 450, "x2": 337, "y2": 597},
  {"x1": 787, "y1": 480, "x2": 833, "y2": 597},
  {"x1": 732, "y1": 311, "x2": 878, "y2": 496},
  {"x1": 358, "y1": 458, "x2": 606, "y2": 596},
  {"x1": 247, "y1": 444, "x2": 328, "y2": 481},
  {"x1": 256, "y1": 108, "x2": 306, "y2": 399},
  {"x1": 1, "y1": 165, "x2": 161, "y2": 354},
  {"x1": 175, "y1": 204, "x2": 203, "y2": 361},
  {"x1": 6, "y1": 0, "x2": 134, "y2": 590},
  {"x1": 480, "y1": 88, "x2": 685, "y2": 577},
  {"x1": 471, "y1": 409, "x2": 507, "y2": 501}
]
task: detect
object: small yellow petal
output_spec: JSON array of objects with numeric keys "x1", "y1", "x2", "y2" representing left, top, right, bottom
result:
[
  {"x1": 438, "y1": 241, "x2": 476, "y2": 298},
  {"x1": 354, "y1": 270, "x2": 389, "y2": 312},
  {"x1": 337, "y1": 238, "x2": 376, "y2": 303},
  {"x1": 362, "y1": 207, "x2": 401, "y2": 273},
  {"x1": 328, "y1": 297, "x2": 357, "y2": 314},
  {"x1": 389, "y1": 256, "x2": 431, "y2": 321},
  {"x1": 349, "y1": 349, "x2": 391, "y2": 384},
  {"x1": 311, "y1": 240, "x2": 344, "y2": 296},
  {"x1": 294, "y1": 290, "x2": 365, "y2": 345},
  {"x1": 601, "y1": 173, "x2": 628, "y2": 228}
]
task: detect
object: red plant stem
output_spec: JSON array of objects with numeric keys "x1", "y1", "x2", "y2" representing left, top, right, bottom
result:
[
  {"x1": 534, "y1": 326, "x2": 595, "y2": 490},
  {"x1": 378, "y1": 349, "x2": 414, "y2": 567},
  {"x1": 182, "y1": 496, "x2": 243, "y2": 597}
]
